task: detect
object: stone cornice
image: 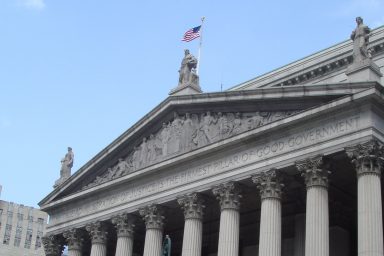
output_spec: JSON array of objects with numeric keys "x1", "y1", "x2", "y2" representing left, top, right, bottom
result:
[
  {"x1": 139, "y1": 204, "x2": 165, "y2": 230},
  {"x1": 177, "y1": 193, "x2": 205, "y2": 220},
  {"x1": 296, "y1": 155, "x2": 330, "y2": 188},
  {"x1": 252, "y1": 169, "x2": 284, "y2": 200},
  {"x1": 212, "y1": 182, "x2": 242, "y2": 211},
  {"x1": 230, "y1": 26, "x2": 384, "y2": 90},
  {"x1": 345, "y1": 139, "x2": 384, "y2": 177}
]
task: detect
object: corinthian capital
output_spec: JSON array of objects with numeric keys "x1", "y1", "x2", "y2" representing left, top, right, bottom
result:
[
  {"x1": 85, "y1": 221, "x2": 108, "y2": 244},
  {"x1": 296, "y1": 155, "x2": 330, "y2": 188},
  {"x1": 252, "y1": 169, "x2": 284, "y2": 200},
  {"x1": 212, "y1": 181, "x2": 242, "y2": 211},
  {"x1": 177, "y1": 193, "x2": 205, "y2": 220},
  {"x1": 111, "y1": 213, "x2": 135, "y2": 238},
  {"x1": 63, "y1": 228, "x2": 85, "y2": 251},
  {"x1": 345, "y1": 139, "x2": 384, "y2": 177},
  {"x1": 42, "y1": 235, "x2": 65, "y2": 256},
  {"x1": 139, "y1": 204, "x2": 165, "y2": 230}
]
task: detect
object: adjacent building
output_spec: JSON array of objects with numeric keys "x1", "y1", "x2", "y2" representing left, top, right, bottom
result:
[
  {"x1": 39, "y1": 21, "x2": 384, "y2": 256},
  {"x1": 0, "y1": 200, "x2": 48, "y2": 256}
]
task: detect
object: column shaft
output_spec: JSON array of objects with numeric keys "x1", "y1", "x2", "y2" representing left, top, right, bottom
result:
[
  {"x1": 305, "y1": 186, "x2": 329, "y2": 256},
  {"x1": 140, "y1": 205, "x2": 165, "y2": 256},
  {"x1": 358, "y1": 174, "x2": 383, "y2": 256},
  {"x1": 115, "y1": 236, "x2": 134, "y2": 256},
  {"x1": 181, "y1": 218, "x2": 203, "y2": 256},
  {"x1": 346, "y1": 140, "x2": 384, "y2": 256},
  {"x1": 143, "y1": 228, "x2": 163, "y2": 256},
  {"x1": 90, "y1": 243, "x2": 107, "y2": 256},
  {"x1": 212, "y1": 182, "x2": 241, "y2": 256},
  {"x1": 68, "y1": 249, "x2": 82, "y2": 256},
  {"x1": 296, "y1": 155, "x2": 329, "y2": 256},
  {"x1": 258, "y1": 198, "x2": 281, "y2": 256},
  {"x1": 217, "y1": 209, "x2": 240, "y2": 256}
]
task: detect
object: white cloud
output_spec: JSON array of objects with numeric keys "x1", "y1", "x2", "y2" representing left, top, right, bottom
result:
[{"x1": 17, "y1": 0, "x2": 46, "y2": 10}]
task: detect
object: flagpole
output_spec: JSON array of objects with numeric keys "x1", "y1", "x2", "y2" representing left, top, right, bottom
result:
[{"x1": 196, "y1": 17, "x2": 205, "y2": 75}]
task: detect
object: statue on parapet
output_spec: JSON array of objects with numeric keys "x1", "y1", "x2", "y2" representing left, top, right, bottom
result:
[
  {"x1": 54, "y1": 147, "x2": 74, "y2": 188},
  {"x1": 170, "y1": 49, "x2": 202, "y2": 95},
  {"x1": 350, "y1": 17, "x2": 371, "y2": 63},
  {"x1": 178, "y1": 49, "x2": 198, "y2": 86}
]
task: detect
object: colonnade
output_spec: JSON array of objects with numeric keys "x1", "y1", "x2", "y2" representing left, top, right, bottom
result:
[{"x1": 42, "y1": 140, "x2": 384, "y2": 256}]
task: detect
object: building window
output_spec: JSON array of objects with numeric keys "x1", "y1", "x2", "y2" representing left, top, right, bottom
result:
[
  {"x1": 35, "y1": 218, "x2": 44, "y2": 249},
  {"x1": 3, "y1": 203, "x2": 14, "y2": 245},
  {"x1": 3, "y1": 224, "x2": 12, "y2": 245},
  {"x1": 14, "y1": 207, "x2": 24, "y2": 247},
  {"x1": 24, "y1": 229, "x2": 32, "y2": 249},
  {"x1": 24, "y1": 208, "x2": 33, "y2": 249}
]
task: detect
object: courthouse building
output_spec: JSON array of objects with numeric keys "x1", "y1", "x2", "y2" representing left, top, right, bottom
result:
[{"x1": 39, "y1": 21, "x2": 384, "y2": 256}]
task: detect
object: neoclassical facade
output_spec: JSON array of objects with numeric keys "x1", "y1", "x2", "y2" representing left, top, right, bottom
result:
[{"x1": 39, "y1": 24, "x2": 384, "y2": 256}]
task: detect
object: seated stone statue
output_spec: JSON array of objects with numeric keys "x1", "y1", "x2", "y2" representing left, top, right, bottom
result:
[{"x1": 178, "y1": 49, "x2": 198, "y2": 86}]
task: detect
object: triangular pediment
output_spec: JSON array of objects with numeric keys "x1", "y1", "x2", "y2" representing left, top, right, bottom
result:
[{"x1": 39, "y1": 82, "x2": 376, "y2": 208}]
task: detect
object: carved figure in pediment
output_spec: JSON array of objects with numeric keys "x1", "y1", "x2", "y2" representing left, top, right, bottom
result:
[
  {"x1": 160, "y1": 122, "x2": 171, "y2": 157},
  {"x1": 140, "y1": 137, "x2": 149, "y2": 167},
  {"x1": 231, "y1": 112, "x2": 243, "y2": 135},
  {"x1": 132, "y1": 146, "x2": 141, "y2": 171},
  {"x1": 115, "y1": 158, "x2": 130, "y2": 177},
  {"x1": 246, "y1": 112, "x2": 264, "y2": 130},
  {"x1": 216, "y1": 112, "x2": 232, "y2": 140},
  {"x1": 147, "y1": 134, "x2": 159, "y2": 163},
  {"x1": 105, "y1": 168, "x2": 115, "y2": 181},
  {"x1": 180, "y1": 113, "x2": 198, "y2": 151},
  {"x1": 93, "y1": 176, "x2": 103, "y2": 186},
  {"x1": 202, "y1": 111, "x2": 217, "y2": 142},
  {"x1": 168, "y1": 113, "x2": 183, "y2": 155}
]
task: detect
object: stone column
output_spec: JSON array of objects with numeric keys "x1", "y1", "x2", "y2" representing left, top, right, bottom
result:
[
  {"x1": 112, "y1": 213, "x2": 135, "y2": 256},
  {"x1": 212, "y1": 181, "x2": 242, "y2": 256},
  {"x1": 63, "y1": 229, "x2": 85, "y2": 256},
  {"x1": 86, "y1": 222, "x2": 108, "y2": 256},
  {"x1": 178, "y1": 193, "x2": 205, "y2": 256},
  {"x1": 139, "y1": 204, "x2": 165, "y2": 256},
  {"x1": 252, "y1": 169, "x2": 284, "y2": 256},
  {"x1": 346, "y1": 140, "x2": 384, "y2": 256},
  {"x1": 296, "y1": 155, "x2": 330, "y2": 256},
  {"x1": 42, "y1": 235, "x2": 65, "y2": 256}
]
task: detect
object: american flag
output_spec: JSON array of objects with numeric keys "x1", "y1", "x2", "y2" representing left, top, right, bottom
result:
[{"x1": 182, "y1": 26, "x2": 201, "y2": 42}]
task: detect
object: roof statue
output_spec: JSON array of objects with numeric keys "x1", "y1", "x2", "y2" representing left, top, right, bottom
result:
[
  {"x1": 350, "y1": 17, "x2": 371, "y2": 63},
  {"x1": 346, "y1": 17, "x2": 382, "y2": 82},
  {"x1": 169, "y1": 49, "x2": 202, "y2": 96},
  {"x1": 54, "y1": 147, "x2": 74, "y2": 188}
]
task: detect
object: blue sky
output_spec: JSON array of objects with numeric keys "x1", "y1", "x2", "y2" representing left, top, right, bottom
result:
[{"x1": 0, "y1": 0, "x2": 383, "y2": 208}]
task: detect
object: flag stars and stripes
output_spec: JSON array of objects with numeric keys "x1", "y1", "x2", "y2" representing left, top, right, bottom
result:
[{"x1": 182, "y1": 26, "x2": 201, "y2": 42}]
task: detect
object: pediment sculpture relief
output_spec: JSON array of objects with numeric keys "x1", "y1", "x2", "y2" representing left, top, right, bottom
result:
[{"x1": 82, "y1": 110, "x2": 299, "y2": 190}]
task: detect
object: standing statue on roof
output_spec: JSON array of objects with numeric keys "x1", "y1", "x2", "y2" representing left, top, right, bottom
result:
[
  {"x1": 350, "y1": 17, "x2": 371, "y2": 63},
  {"x1": 54, "y1": 147, "x2": 74, "y2": 188}
]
